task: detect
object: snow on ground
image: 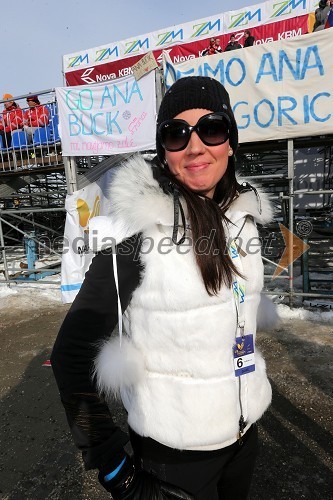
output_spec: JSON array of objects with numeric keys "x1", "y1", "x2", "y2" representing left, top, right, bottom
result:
[
  {"x1": 277, "y1": 303, "x2": 333, "y2": 323},
  {"x1": 1, "y1": 281, "x2": 332, "y2": 323},
  {"x1": 0, "y1": 277, "x2": 62, "y2": 315}
]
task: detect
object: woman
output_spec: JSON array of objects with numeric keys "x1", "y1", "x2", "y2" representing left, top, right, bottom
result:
[
  {"x1": 51, "y1": 76, "x2": 274, "y2": 499},
  {"x1": 0, "y1": 93, "x2": 23, "y2": 148}
]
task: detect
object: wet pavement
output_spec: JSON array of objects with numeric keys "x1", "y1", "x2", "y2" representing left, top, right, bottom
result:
[{"x1": 0, "y1": 302, "x2": 332, "y2": 499}]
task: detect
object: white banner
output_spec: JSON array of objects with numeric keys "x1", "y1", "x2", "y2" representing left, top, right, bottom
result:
[
  {"x1": 60, "y1": 168, "x2": 116, "y2": 303},
  {"x1": 163, "y1": 29, "x2": 333, "y2": 144},
  {"x1": 55, "y1": 71, "x2": 156, "y2": 156},
  {"x1": 63, "y1": 0, "x2": 316, "y2": 72}
]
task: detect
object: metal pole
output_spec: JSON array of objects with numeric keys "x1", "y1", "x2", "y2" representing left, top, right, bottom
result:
[
  {"x1": 4, "y1": 190, "x2": 66, "y2": 198},
  {"x1": 64, "y1": 156, "x2": 78, "y2": 194},
  {"x1": 261, "y1": 291, "x2": 333, "y2": 299},
  {"x1": 293, "y1": 189, "x2": 333, "y2": 195},
  {"x1": 0, "y1": 89, "x2": 55, "y2": 105},
  {"x1": 302, "y1": 238, "x2": 310, "y2": 295},
  {"x1": 243, "y1": 174, "x2": 286, "y2": 180},
  {"x1": 0, "y1": 208, "x2": 65, "y2": 214},
  {"x1": 287, "y1": 139, "x2": 294, "y2": 308},
  {"x1": 0, "y1": 279, "x2": 60, "y2": 285},
  {"x1": 0, "y1": 218, "x2": 10, "y2": 283},
  {"x1": 155, "y1": 68, "x2": 164, "y2": 112}
]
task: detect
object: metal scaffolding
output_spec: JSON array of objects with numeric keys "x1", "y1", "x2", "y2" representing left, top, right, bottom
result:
[{"x1": 237, "y1": 136, "x2": 333, "y2": 305}]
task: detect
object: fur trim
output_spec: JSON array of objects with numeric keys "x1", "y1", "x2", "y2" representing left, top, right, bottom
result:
[
  {"x1": 109, "y1": 155, "x2": 174, "y2": 230},
  {"x1": 93, "y1": 337, "x2": 145, "y2": 399},
  {"x1": 257, "y1": 294, "x2": 281, "y2": 331}
]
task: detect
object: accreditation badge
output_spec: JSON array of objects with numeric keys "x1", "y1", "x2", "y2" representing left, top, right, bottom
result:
[{"x1": 233, "y1": 334, "x2": 255, "y2": 377}]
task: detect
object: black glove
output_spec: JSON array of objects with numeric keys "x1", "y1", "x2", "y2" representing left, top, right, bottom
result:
[{"x1": 99, "y1": 455, "x2": 193, "y2": 500}]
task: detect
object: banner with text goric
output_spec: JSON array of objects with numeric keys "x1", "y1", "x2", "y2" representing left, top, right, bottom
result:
[
  {"x1": 163, "y1": 29, "x2": 333, "y2": 144},
  {"x1": 55, "y1": 71, "x2": 156, "y2": 156}
]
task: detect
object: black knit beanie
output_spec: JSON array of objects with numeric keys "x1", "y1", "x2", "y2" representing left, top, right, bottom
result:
[{"x1": 156, "y1": 76, "x2": 238, "y2": 163}]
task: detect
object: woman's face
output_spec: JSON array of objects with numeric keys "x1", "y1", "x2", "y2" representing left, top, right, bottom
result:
[{"x1": 165, "y1": 108, "x2": 231, "y2": 199}]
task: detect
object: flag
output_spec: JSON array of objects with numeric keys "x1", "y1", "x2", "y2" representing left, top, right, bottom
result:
[{"x1": 325, "y1": 7, "x2": 333, "y2": 28}]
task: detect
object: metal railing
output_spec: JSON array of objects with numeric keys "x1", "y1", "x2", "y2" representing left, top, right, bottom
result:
[{"x1": 0, "y1": 90, "x2": 62, "y2": 173}]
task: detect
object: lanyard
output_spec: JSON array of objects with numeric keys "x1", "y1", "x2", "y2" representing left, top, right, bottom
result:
[
  {"x1": 229, "y1": 239, "x2": 246, "y2": 338},
  {"x1": 112, "y1": 252, "x2": 123, "y2": 346}
]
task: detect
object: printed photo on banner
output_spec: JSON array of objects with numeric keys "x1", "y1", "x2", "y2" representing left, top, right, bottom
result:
[
  {"x1": 163, "y1": 29, "x2": 333, "y2": 144},
  {"x1": 60, "y1": 168, "x2": 117, "y2": 303},
  {"x1": 55, "y1": 71, "x2": 156, "y2": 156}
]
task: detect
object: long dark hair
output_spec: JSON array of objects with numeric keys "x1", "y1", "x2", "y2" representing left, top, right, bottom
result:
[{"x1": 158, "y1": 156, "x2": 242, "y2": 296}]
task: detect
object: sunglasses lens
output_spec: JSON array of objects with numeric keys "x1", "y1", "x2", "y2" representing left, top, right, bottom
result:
[
  {"x1": 198, "y1": 115, "x2": 229, "y2": 146},
  {"x1": 159, "y1": 113, "x2": 230, "y2": 152},
  {"x1": 159, "y1": 121, "x2": 189, "y2": 151}
]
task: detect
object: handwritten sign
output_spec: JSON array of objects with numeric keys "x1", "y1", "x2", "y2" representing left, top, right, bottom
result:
[
  {"x1": 55, "y1": 71, "x2": 156, "y2": 156},
  {"x1": 132, "y1": 51, "x2": 158, "y2": 81}
]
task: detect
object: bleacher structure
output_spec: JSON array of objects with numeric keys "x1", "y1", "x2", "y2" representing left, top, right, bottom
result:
[{"x1": 0, "y1": 77, "x2": 332, "y2": 306}]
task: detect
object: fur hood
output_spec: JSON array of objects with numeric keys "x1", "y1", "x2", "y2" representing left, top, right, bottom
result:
[{"x1": 89, "y1": 154, "x2": 274, "y2": 251}]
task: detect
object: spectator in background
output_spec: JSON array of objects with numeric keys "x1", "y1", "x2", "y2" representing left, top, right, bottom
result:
[
  {"x1": 23, "y1": 95, "x2": 50, "y2": 143},
  {"x1": 313, "y1": 0, "x2": 332, "y2": 31},
  {"x1": 202, "y1": 37, "x2": 222, "y2": 56},
  {"x1": 215, "y1": 38, "x2": 223, "y2": 53},
  {"x1": 243, "y1": 29, "x2": 255, "y2": 47},
  {"x1": 0, "y1": 93, "x2": 23, "y2": 148},
  {"x1": 225, "y1": 34, "x2": 242, "y2": 51}
]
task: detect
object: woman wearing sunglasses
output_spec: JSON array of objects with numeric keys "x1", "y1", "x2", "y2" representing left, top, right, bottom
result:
[{"x1": 52, "y1": 76, "x2": 274, "y2": 499}]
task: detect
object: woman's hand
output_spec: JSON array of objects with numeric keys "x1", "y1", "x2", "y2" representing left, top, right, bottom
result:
[{"x1": 99, "y1": 455, "x2": 193, "y2": 499}]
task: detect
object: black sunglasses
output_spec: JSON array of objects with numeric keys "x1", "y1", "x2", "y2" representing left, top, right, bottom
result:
[{"x1": 158, "y1": 112, "x2": 230, "y2": 152}]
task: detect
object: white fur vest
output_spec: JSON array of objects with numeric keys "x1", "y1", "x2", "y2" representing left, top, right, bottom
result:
[{"x1": 90, "y1": 155, "x2": 274, "y2": 451}]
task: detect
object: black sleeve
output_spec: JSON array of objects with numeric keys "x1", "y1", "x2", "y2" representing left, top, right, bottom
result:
[{"x1": 51, "y1": 234, "x2": 142, "y2": 472}]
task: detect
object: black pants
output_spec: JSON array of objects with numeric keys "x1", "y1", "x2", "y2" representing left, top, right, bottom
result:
[
  {"x1": 0, "y1": 130, "x2": 12, "y2": 148},
  {"x1": 135, "y1": 425, "x2": 258, "y2": 500}
]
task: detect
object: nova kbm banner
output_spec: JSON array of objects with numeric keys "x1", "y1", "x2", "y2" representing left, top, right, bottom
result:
[
  {"x1": 163, "y1": 29, "x2": 333, "y2": 144},
  {"x1": 55, "y1": 71, "x2": 156, "y2": 156}
]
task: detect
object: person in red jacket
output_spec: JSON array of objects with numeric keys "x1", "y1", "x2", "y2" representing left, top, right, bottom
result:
[
  {"x1": 202, "y1": 37, "x2": 223, "y2": 56},
  {"x1": 0, "y1": 93, "x2": 23, "y2": 148},
  {"x1": 23, "y1": 94, "x2": 50, "y2": 142}
]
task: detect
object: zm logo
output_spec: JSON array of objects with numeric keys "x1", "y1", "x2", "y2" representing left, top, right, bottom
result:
[
  {"x1": 191, "y1": 19, "x2": 221, "y2": 38},
  {"x1": 230, "y1": 242, "x2": 239, "y2": 259},
  {"x1": 67, "y1": 53, "x2": 89, "y2": 68},
  {"x1": 157, "y1": 29, "x2": 184, "y2": 46},
  {"x1": 95, "y1": 46, "x2": 119, "y2": 62},
  {"x1": 232, "y1": 282, "x2": 245, "y2": 303},
  {"x1": 125, "y1": 38, "x2": 149, "y2": 54},
  {"x1": 270, "y1": 0, "x2": 306, "y2": 18},
  {"x1": 228, "y1": 9, "x2": 261, "y2": 28}
]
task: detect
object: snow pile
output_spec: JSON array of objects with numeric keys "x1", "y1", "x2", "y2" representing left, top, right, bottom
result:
[
  {"x1": 0, "y1": 280, "x2": 62, "y2": 314},
  {"x1": 277, "y1": 303, "x2": 333, "y2": 324}
]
